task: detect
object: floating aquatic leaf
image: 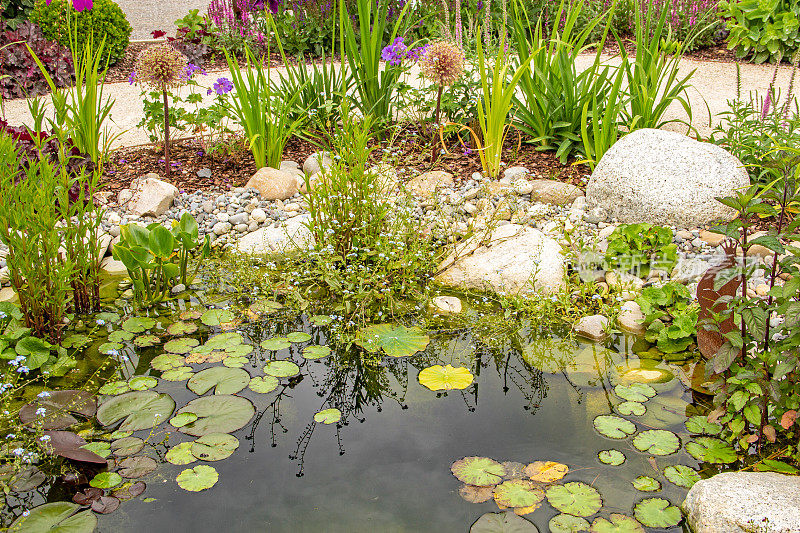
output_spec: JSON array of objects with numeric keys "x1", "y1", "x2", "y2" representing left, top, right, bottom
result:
[
  {"x1": 632, "y1": 430, "x2": 680, "y2": 456},
  {"x1": 7, "y1": 467, "x2": 47, "y2": 492},
  {"x1": 549, "y1": 514, "x2": 591, "y2": 533},
  {"x1": 593, "y1": 415, "x2": 636, "y2": 439},
  {"x1": 108, "y1": 330, "x2": 134, "y2": 343},
  {"x1": 9, "y1": 502, "x2": 97, "y2": 533},
  {"x1": 227, "y1": 344, "x2": 253, "y2": 357},
  {"x1": 685, "y1": 437, "x2": 737, "y2": 464},
  {"x1": 166, "y1": 321, "x2": 198, "y2": 336},
  {"x1": 313, "y1": 408, "x2": 341, "y2": 424},
  {"x1": 451, "y1": 457, "x2": 506, "y2": 486},
  {"x1": 223, "y1": 356, "x2": 249, "y2": 368},
  {"x1": 501, "y1": 462, "x2": 527, "y2": 480},
  {"x1": 633, "y1": 498, "x2": 681, "y2": 528},
  {"x1": 99, "y1": 381, "x2": 130, "y2": 396},
  {"x1": 118, "y1": 456, "x2": 157, "y2": 479},
  {"x1": 177, "y1": 395, "x2": 255, "y2": 436},
  {"x1": 91, "y1": 495, "x2": 120, "y2": 514},
  {"x1": 264, "y1": 360, "x2": 300, "y2": 378},
  {"x1": 303, "y1": 345, "x2": 331, "y2": 360},
  {"x1": 685, "y1": 415, "x2": 722, "y2": 435},
  {"x1": 96, "y1": 312, "x2": 120, "y2": 323},
  {"x1": 164, "y1": 338, "x2": 200, "y2": 355},
  {"x1": 470, "y1": 511, "x2": 538, "y2": 533},
  {"x1": 170, "y1": 413, "x2": 198, "y2": 428},
  {"x1": 260, "y1": 337, "x2": 290, "y2": 351},
  {"x1": 161, "y1": 367, "x2": 194, "y2": 381},
  {"x1": 99, "y1": 342, "x2": 124, "y2": 355},
  {"x1": 598, "y1": 450, "x2": 625, "y2": 466},
  {"x1": 287, "y1": 331, "x2": 312, "y2": 343},
  {"x1": 205, "y1": 332, "x2": 244, "y2": 349},
  {"x1": 590, "y1": 514, "x2": 645, "y2": 533},
  {"x1": 523, "y1": 461, "x2": 568, "y2": 483},
  {"x1": 61, "y1": 334, "x2": 91, "y2": 349},
  {"x1": 151, "y1": 353, "x2": 185, "y2": 371},
  {"x1": 614, "y1": 383, "x2": 656, "y2": 403},
  {"x1": 663, "y1": 465, "x2": 700, "y2": 488},
  {"x1": 90, "y1": 472, "x2": 123, "y2": 489},
  {"x1": 109, "y1": 430, "x2": 132, "y2": 440},
  {"x1": 419, "y1": 364, "x2": 474, "y2": 391},
  {"x1": 165, "y1": 442, "x2": 196, "y2": 465},
  {"x1": 133, "y1": 334, "x2": 160, "y2": 348},
  {"x1": 41, "y1": 431, "x2": 106, "y2": 464},
  {"x1": 96, "y1": 391, "x2": 175, "y2": 432},
  {"x1": 80, "y1": 441, "x2": 111, "y2": 459},
  {"x1": 128, "y1": 376, "x2": 158, "y2": 391},
  {"x1": 19, "y1": 390, "x2": 96, "y2": 430},
  {"x1": 176, "y1": 465, "x2": 218, "y2": 492},
  {"x1": 616, "y1": 402, "x2": 646, "y2": 416},
  {"x1": 248, "y1": 376, "x2": 279, "y2": 394},
  {"x1": 493, "y1": 479, "x2": 544, "y2": 508},
  {"x1": 632, "y1": 476, "x2": 661, "y2": 492},
  {"x1": 112, "y1": 481, "x2": 147, "y2": 500},
  {"x1": 546, "y1": 482, "x2": 602, "y2": 517},
  {"x1": 310, "y1": 315, "x2": 332, "y2": 326},
  {"x1": 122, "y1": 317, "x2": 156, "y2": 333},
  {"x1": 639, "y1": 395, "x2": 689, "y2": 429},
  {"x1": 200, "y1": 309, "x2": 234, "y2": 327},
  {"x1": 180, "y1": 310, "x2": 203, "y2": 321},
  {"x1": 356, "y1": 324, "x2": 430, "y2": 357},
  {"x1": 188, "y1": 367, "x2": 250, "y2": 395},
  {"x1": 459, "y1": 484, "x2": 495, "y2": 503},
  {"x1": 248, "y1": 300, "x2": 283, "y2": 315},
  {"x1": 111, "y1": 436, "x2": 144, "y2": 457},
  {"x1": 191, "y1": 433, "x2": 239, "y2": 461}
]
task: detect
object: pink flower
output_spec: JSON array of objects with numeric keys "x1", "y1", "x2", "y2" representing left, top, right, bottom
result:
[{"x1": 45, "y1": 0, "x2": 93, "y2": 11}]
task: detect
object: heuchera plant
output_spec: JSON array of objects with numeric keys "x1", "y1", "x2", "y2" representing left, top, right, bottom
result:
[{"x1": 0, "y1": 21, "x2": 72, "y2": 99}]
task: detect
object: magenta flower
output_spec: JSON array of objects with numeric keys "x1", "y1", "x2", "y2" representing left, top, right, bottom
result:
[{"x1": 46, "y1": 0, "x2": 93, "y2": 11}]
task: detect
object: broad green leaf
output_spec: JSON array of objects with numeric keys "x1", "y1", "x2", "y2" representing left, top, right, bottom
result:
[
  {"x1": 598, "y1": 450, "x2": 625, "y2": 466},
  {"x1": 80, "y1": 441, "x2": 111, "y2": 459},
  {"x1": 356, "y1": 324, "x2": 429, "y2": 357},
  {"x1": 128, "y1": 376, "x2": 157, "y2": 391},
  {"x1": 664, "y1": 465, "x2": 700, "y2": 488},
  {"x1": 418, "y1": 364, "x2": 474, "y2": 391},
  {"x1": 96, "y1": 391, "x2": 175, "y2": 431},
  {"x1": 616, "y1": 401, "x2": 646, "y2": 416},
  {"x1": 122, "y1": 317, "x2": 156, "y2": 333},
  {"x1": 451, "y1": 456, "x2": 506, "y2": 486},
  {"x1": 187, "y1": 367, "x2": 250, "y2": 395},
  {"x1": 133, "y1": 334, "x2": 160, "y2": 348},
  {"x1": 287, "y1": 331, "x2": 312, "y2": 343},
  {"x1": 166, "y1": 442, "x2": 196, "y2": 465},
  {"x1": 166, "y1": 321, "x2": 198, "y2": 336},
  {"x1": 170, "y1": 412, "x2": 198, "y2": 428},
  {"x1": 99, "y1": 381, "x2": 130, "y2": 396},
  {"x1": 223, "y1": 356, "x2": 249, "y2": 368},
  {"x1": 685, "y1": 415, "x2": 722, "y2": 435},
  {"x1": 111, "y1": 436, "x2": 144, "y2": 457},
  {"x1": 546, "y1": 482, "x2": 602, "y2": 517},
  {"x1": 90, "y1": 471, "x2": 123, "y2": 489},
  {"x1": 264, "y1": 360, "x2": 300, "y2": 378},
  {"x1": 176, "y1": 465, "x2": 218, "y2": 492},
  {"x1": 593, "y1": 415, "x2": 636, "y2": 439},
  {"x1": 118, "y1": 455, "x2": 157, "y2": 479},
  {"x1": 177, "y1": 395, "x2": 255, "y2": 436},
  {"x1": 523, "y1": 461, "x2": 568, "y2": 483},
  {"x1": 632, "y1": 430, "x2": 680, "y2": 456},
  {"x1": 632, "y1": 476, "x2": 660, "y2": 492},
  {"x1": 310, "y1": 315, "x2": 332, "y2": 326},
  {"x1": 493, "y1": 479, "x2": 544, "y2": 508},
  {"x1": 470, "y1": 512, "x2": 538, "y2": 533},
  {"x1": 550, "y1": 514, "x2": 591, "y2": 533},
  {"x1": 150, "y1": 353, "x2": 185, "y2": 371},
  {"x1": 260, "y1": 337, "x2": 290, "y2": 351},
  {"x1": 685, "y1": 437, "x2": 738, "y2": 464},
  {"x1": 108, "y1": 330, "x2": 135, "y2": 343},
  {"x1": 161, "y1": 367, "x2": 194, "y2": 381},
  {"x1": 633, "y1": 498, "x2": 681, "y2": 528},
  {"x1": 200, "y1": 309, "x2": 234, "y2": 327},
  {"x1": 99, "y1": 342, "x2": 124, "y2": 355},
  {"x1": 248, "y1": 376, "x2": 279, "y2": 394},
  {"x1": 164, "y1": 338, "x2": 200, "y2": 355},
  {"x1": 9, "y1": 502, "x2": 96, "y2": 533},
  {"x1": 313, "y1": 408, "x2": 342, "y2": 424},
  {"x1": 614, "y1": 383, "x2": 656, "y2": 402},
  {"x1": 590, "y1": 514, "x2": 644, "y2": 533},
  {"x1": 302, "y1": 345, "x2": 331, "y2": 360},
  {"x1": 191, "y1": 433, "x2": 239, "y2": 461}
]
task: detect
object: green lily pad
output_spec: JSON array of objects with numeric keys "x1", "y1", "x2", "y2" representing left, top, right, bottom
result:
[
  {"x1": 176, "y1": 465, "x2": 218, "y2": 492},
  {"x1": 133, "y1": 334, "x2": 160, "y2": 348},
  {"x1": 310, "y1": 315, "x2": 332, "y2": 326},
  {"x1": 166, "y1": 442, "x2": 196, "y2": 465},
  {"x1": 205, "y1": 332, "x2": 244, "y2": 349},
  {"x1": 177, "y1": 395, "x2": 255, "y2": 436},
  {"x1": 99, "y1": 381, "x2": 130, "y2": 396},
  {"x1": 664, "y1": 465, "x2": 700, "y2": 488},
  {"x1": 302, "y1": 345, "x2": 331, "y2": 360},
  {"x1": 9, "y1": 502, "x2": 97, "y2": 532},
  {"x1": 616, "y1": 401, "x2": 646, "y2": 416},
  {"x1": 593, "y1": 415, "x2": 636, "y2": 439},
  {"x1": 598, "y1": 450, "x2": 625, "y2": 466},
  {"x1": 164, "y1": 338, "x2": 200, "y2": 355},
  {"x1": 96, "y1": 312, "x2": 120, "y2": 323},
  {"x1": 122, "y1": 317, "x2": 156, "y2": 333},
  {"x1": 633, "y1": 498, "x2": 681, "y2": 528},
  {"x1": 313, "y1": 408, "x2": 341, "y2": 424},
  {"x1": 260, "y1": 337, "x2": 290, "y2": 351},
  {"x1": 166, "y1": 321, "x2": 198, "y2": 336},
  {"x1": 108, "y1": 330, "x2": 135, "y2": 343},
  {"x1": 99, "y1": 342, "x2": 124, "y2": 355},
  {"x1": 191, "y1": 433, "x2": 239, "y2": 461},
  {"x1": 223, "y1": 356, "x2": 249, "y2": 368},
  {"x1": 151, "y1": 353, "x2": 185, "y2": 371},
  {"x1": 227, "y1": 344, "x2": 253, "y2": 357},
  {"x1": 685, "y1": 415, "x2": 723, "y2": 435},
  {"x1": 96, "y1": 391, "x2": 175, "y2": 431},
  {"x1": 200, "y1": 309, "x2": 234, "y2": 327},
  {"x1": 614, "y1": 383, "x2": 656, "y2": 403},
  {"x1": 249, "y1": 376, "x2": 279, "y2": 394},
  {"x1": 170, "y1": 413, "x2": 198, "y2": 428},
  {"x1": 419, "y1": 364, "x2": 474, "y2": 391},
  {"x1": 356, "y1": 323, "x2": 430, "y2": 357},
  {"x1": 80, "y1": 441, "x2": 111, "y2": 459},
  {"x1": 247, "y1": 300, "x2": 282, "y2": 315},
  {"x1": 550, "y1": 514, "x2": 591, "y2": 533},
  {"x1": 590, "y1": 514, "x2": 645, "y2": 533},
  {"x1": 90, "y1": 471, "x2": 123, "y2": 489},
  {"x1": 493, "y1": 479, "x2": 544, "y2": 508},
  {"x1": 61, "y1": 334, "x2": 92, "y2": 349},
  {"x1": 470, "y1": 512, "x2": 538, "y2": 533},
  {"x1": 187, "y1": 367, "x2": 250, "y2": 395},
  {"x1": 287, "y1": 331, "x2": 312, "y2": 343},
  {"x1": 118, "y1": 456, "x2": 157, "y2": 479},
  {"x1": 632, "y1": 476, "x2": 661, "y2": 492},
  {"x1": 109, "y1": 430, "x2": 132, "y2": 439},
  {"x1": 685, "y1": 437, "x2": 738, "y2": 464},
  {"x1": 632, "y1": 430, "x2": 680, "y2": 456},
  {"x1": 128, "y1": 376, "x2": 158, "y2": 391},
  {"x1": 264, "y1": 360, "x2": 300, "y2": 378},
  {"x1": 161, "y1": 367, "x2": 194, "y2": 381},
  {"x1": 546, "y1": 482, "x2": 602, "y2": 517},
  {"x1": 180, "y1": 310, "x2": 203, "y2": 321},
  {"x1": 111, "y1": 436, "x2": 145, "y2": 457},
  {"x1": 451, "y1": 456, "x2": 506, "y2": 486}
]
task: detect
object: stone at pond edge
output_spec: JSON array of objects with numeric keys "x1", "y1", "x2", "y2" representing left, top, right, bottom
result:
[
  {"x1": 436, "y1": 224, "x2": 565, "y2": 295},
  {"x1": 407, "y1": 171, "x2": 454, "y2": 198},
  {"x1": 101, "y1": 257, "x2": 128, "y2": 276},
  {"x1": 586, "y1": 129, "x2": 749, "y2": 227},
  {"x1": 0, "y1": 287, "x2": 18, "y2": 303},
  {"x1": 529, "y1": 180, "x2": 583, "y2": 206},
  {"x1": 237, "y1": 215, "x2": 314, "y2": 254},
  {"x1": 303, "y1": 151, "x2": 333, "y2": 176},
  {"x1": 618, "y1": 301, "x2": 645, "y2": 335},
  {"x1": 429, "y1": 296, "x2": 462, "y2": 315},
  {"x1": 246, "y1": 167, "x2": 299, "y2": 201},
  {"x1": 682, "y1": 472, "x2": 800, "y2": 533},
  {"x1": 127, "y1": 174, "x2": 178, "y2": 217},
  {"x1": 574, "y1": 315, "x2": 610, "y2": 341}
]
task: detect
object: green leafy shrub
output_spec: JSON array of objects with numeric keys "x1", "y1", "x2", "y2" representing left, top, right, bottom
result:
[
  {"x1": 636, "y1": 282, "x2": 698, "y2": 354},
  {"x1": 604, "y1": 223, "x2": 677, "y2": 276},
  {"x1": 720, "y1": 0, "x2": 800, "y2": 63},
  {"x1": 31, "y1": 0, "x2": 132, "y2": 66},
  {"x1": 1, "y1": 0, "x2": 35, "y2": 29}
]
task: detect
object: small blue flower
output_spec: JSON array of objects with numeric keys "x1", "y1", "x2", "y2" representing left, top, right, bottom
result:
[{"x1": 37, "y1": 391, "x2": 51, "y2": 398}]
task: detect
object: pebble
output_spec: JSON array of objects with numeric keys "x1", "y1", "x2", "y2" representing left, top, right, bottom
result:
[
  {"x1": 213, "y1": 222, "x2": 232, "y2": 236},
  {"x1": 229, "y1": 212, "x2": 249, "y2": 225}
]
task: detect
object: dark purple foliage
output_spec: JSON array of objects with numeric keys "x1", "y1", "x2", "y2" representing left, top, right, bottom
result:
[{"x1": 0, "y1": 21, "x2": 73, "y2": 100}]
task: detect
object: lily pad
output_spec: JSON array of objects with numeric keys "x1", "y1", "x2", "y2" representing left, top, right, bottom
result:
[
  {"x1": 287, "y1": 331, "x2": 312, "y2": 343},
  {"x1": 200, "y1": 309, "x2": 234, "y2": 327},
  {"x1": 128, "y1": 376, "x2": 158, "y2": 391},
  {"x1": 177, "y1": 395, "x2": 255, "y2": 436},
  {"x1": 685, "y1": 415, "x2": 723, "y2": 436},
  {"x1": 9, "y1": 502, "x2": 97, "y2": 533},
  {"x1": 685, "y1": 437, "x2": 737, "y2": 464},
  {"x1": 264, "y1": 360, "x2": 300, "y2": 378},
  {"x1": 205, "y1": 332, "x2": 244, "y2": 349},
  {"x1": 112, "y1": 480, "x2": 146, "y2": 500},
  {"x1": 111, "y1": 436, "x2": 145, "y2": 457},
  {"x1": 223, "y1": 356, "x2": 249, "y2": 368},
  {"x1": 470, "y1": 512, "x2": 538, "y2": 533},
  {"x1": 176, "y1": 465, "x2": 218, "y2": 492},
  {"x1": 80, "y1": 441, "x2": 111, "y2": 459},
  {"x1": 42, "y1": 431, "x2": 107, "y2": 464},
  {"x1": 260, "y1": 337, "x2": 290, "y2": 351},
  {"x1": 493, "y1": 479, "x2": 545, "y2": 508},
  {"x1": 248, "y1": 376, "x2": 279, "y2": 394},
  {"x1": 164, "y1": 338, "x2": 200, "y2": 355},
  {"x1": 419, "y1": 364, "x2": 474, "y2": 391},
  {"x1": 165, "y1": 442, "x2": 196, "y2": 465},
  {"x1": 546, "y1": 482, "x2": 602, "y2": 517},
  {"x1": 118, "y1": 456, "x2": 157, "y2": 479},
  {"x1": 632, "y1": 430, "x2": 680, "y2": 456},
  {"x1": 501, "y1": 462, "x2": 527, "y2": 480},
  {"x1": 614, "y1": 383, "x2": 656, "y2": 403},
  {"x1": 187, "y1": 367, "x2": 250, "y2": 395},
  {"x1": 96, "y1": 391, "x2": 175, "y2": 431},
  {"x1": 664, "y1": 465, "x2": 700, "y2": 489},
  {"x1": 593, "y1": 415, "x2": 636, "y2": 439},
  {"x1": 90, "y1": 472, "x2": 123, "y2": 489},
  {"x1": 356, "y1": 324, "x2": 430, "y2": 357},
  {"x1": 616, "y1": 401, "x2": 646, "y2": 416},
  {"x1": 108, "y1": 330, "x2": 134, "y2": 343},
  {"x1": 61, "y1": 334, "x2": 91, "y2": 349},
  {"x1": 122, "y1": 317, "x2": 156, "y2": 333},
  {"x1": 179, "y1": 310, "x2": 203, "y2": 320},
  {"x1": 151, "y1": 353, "x2": 185, "y2": 371},
  {"x1": 598, "y1": 450, "x2": 625, "y2": 466},
  {"x1": 313, "y1": 408, "x2": 341, "y2": 424},
  {"x1": 459, "y1": 484, "x2": 495, "y2": 503},
  {"x1": 161, "y1": 367, "x2": 194, "y2": 381},
  {"x1": 451, "y1": 456, "x2": 506, "y2": 487},
  {"x1": 310, "y1": 315, "x2": 332, "y2": 326},
  {"x1": 133, "y1": 334, "x2": 160, "y2": 348},
  {"x1": 523, "y1": 461, "x2": 568, "y2": 483},
  {"x1": 549, "y1": 514, "x2": 591, "y2": 533},
  {"x1": 191, "y1": 433, "x2": 239, "y2": 461},
  {"x1": 632, "y1": 476, "x2": 661, "y2": 492},
  {"x1": 99, "y1": 381, "x2": 130, "y2": 396},
  {"x1": 590, "y1": 514, "x2": 645, "y2": 533},
  {"x1": 170, "y1": 413, "x2": 198, "y2": 428},
  {"x1": 302, "y1": 345, "x2": 331, "y2": 360},
  {"x1": 99, "y1": 342, "x2": 124, "y2": 355},
  {"x1": 166, "y1": 321, "x2": 198, "y2": 336},
  {"x1": 19, "y1": 390, "x2": 96, "y2": 430},
  {"x1": 633, "y1": 498, "x2": 681, "y2": 528}
]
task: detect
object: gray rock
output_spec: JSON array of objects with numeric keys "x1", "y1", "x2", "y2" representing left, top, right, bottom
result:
[
  {"x1": 234, "y1": 223, "x2": 248, "y2": 233},
  {"x1": 229, "y1": 212, "x2": 249, "y2": 225},
  {"x1": 250, "y1": 208, "x2": 267, "y2": 223},
  {"x1": 171, "y1": 283, "x2": 186, "y2": 294},
  {"x1": 429, "y1": 296, "x2": 463, "y2": 315},
  {"x1": 584, "y1": 206, "x2": 608, "y2": 224},
  {"x1": 574, "y1": 315, "x2": 610, "y2": 341},
  {"x1": 503, "y1": 166, "x2": 529, "y2": 181},
  {"x1": 586, "y1": 129, "x2": 750, "y2": 226},
  {"x1": 303, "y1": 151, "x2": 334, "y2": 176},
  {"x1": 407, "y1": 171, "x2": 454, "y2": 198},
  {"x1": 671, "y1": 257, "x2": 710, "y2": 284},
  {"x1": 100, "y1": 257, "x2": 128, "y2": 276},
  {"x1": 617, "y1": 301, "x2": 645, "y2": 334},
  {"x1": 683, "y1": 472, "x2": 800, "y2": 533},
  {"x1": 237, "y1": 214, "x2": 314, "y2": 254},
  {"x1": 529, "y1": 180, "x2": 583, "y2": 206},
  {"x1": 127, "y1": 174, "x2": 178, "y2": 217},
  {"x1": 213, "y1": 221, "x2": 232, "y2": 236},
  {"x1": 197, "y1": 168, "x2": 212, "y2": 179}
]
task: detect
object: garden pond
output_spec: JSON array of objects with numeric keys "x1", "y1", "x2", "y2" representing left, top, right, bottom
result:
[{"x1": 3, "y1": 275, "x2": 724, "y2": 532}]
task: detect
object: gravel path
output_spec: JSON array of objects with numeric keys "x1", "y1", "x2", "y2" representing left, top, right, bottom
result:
[{"x1": 118, "y1": 0, "x2": 213, "y2": 40}]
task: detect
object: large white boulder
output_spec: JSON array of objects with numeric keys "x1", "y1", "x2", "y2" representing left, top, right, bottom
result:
[
  {"x1": 237, "y1": 215, "x2": 314, "y2": 255},
  {"x1": 586, "y1": 129, "x2": 749, "y2": 227},
  {"x1": 683, "y1": 472, "x2": 800, "y2": 533},
  {"x1": 436, "y1": 224, "x2": 564, "y2": 295},
  {"x1": 127, "y1": 174, "x2": 178, "y2": 217}
]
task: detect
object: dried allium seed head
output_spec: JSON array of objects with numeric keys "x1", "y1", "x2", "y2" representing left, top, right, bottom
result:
[
  {"x1": 419, "y1": 41, "x2": 465, "y2": 87},
  {"x1": 135, "y1": 44, "x2": 188, "y2": 90}
]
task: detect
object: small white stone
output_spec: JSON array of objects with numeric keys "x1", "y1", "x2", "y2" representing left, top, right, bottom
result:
[
  {"x1": 429, "y1": 296, "x2": 462, "y2": 315},
  {"x1": 250, "y1": 208, "x2": 267, "y2": 223}
]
